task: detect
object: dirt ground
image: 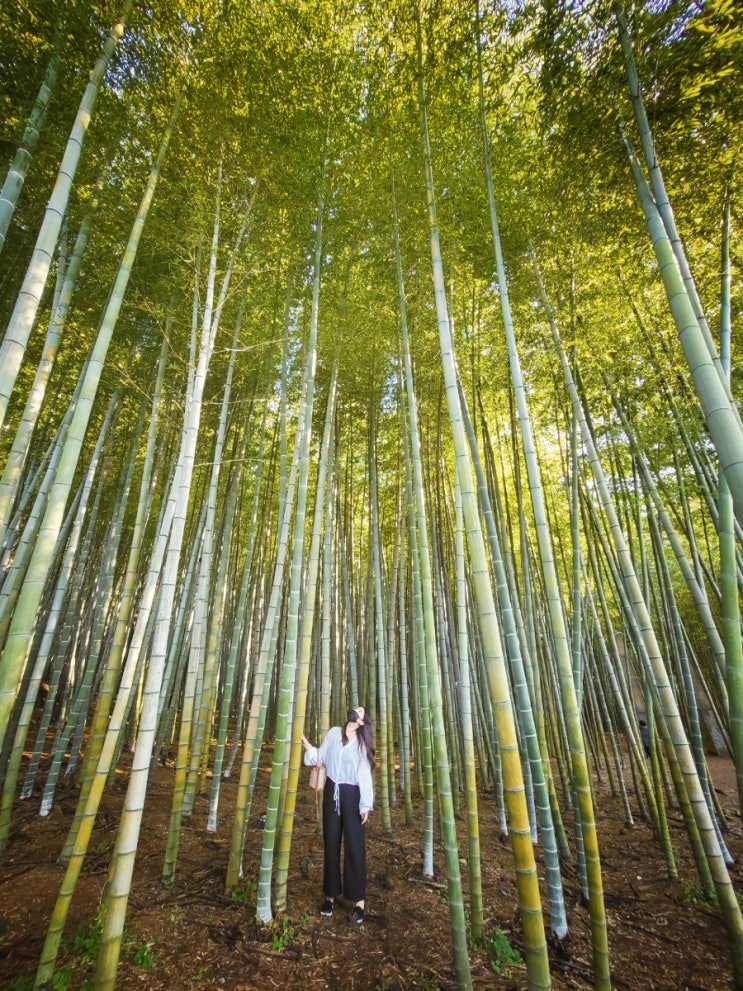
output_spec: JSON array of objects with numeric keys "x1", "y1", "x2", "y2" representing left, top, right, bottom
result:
[{"x1": 1, "y1": 747, "x2": 742, "y2": 991}]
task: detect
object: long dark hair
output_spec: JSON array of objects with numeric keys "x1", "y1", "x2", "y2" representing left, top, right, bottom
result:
[
  {"x1": 358, "y1": 716, "x2": 375, "y2": 771},
  {"x1": 342, "y1": 709, "x2": 375, "y2": 770}
]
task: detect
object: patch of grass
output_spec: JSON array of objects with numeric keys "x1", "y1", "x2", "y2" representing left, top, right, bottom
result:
[
  {"x1": 481, "y1": 926, "x2": 523, "y2": 977},
  {"x1": 230, "y1": 879, "x2": 257, "y2": 906},
  {"x1": 121, "y1": 920, "x2": 157, "y2": 971},
  {"x1": 680, "y1": 880, "x2": 718, "y2": 910},
  {"x1": 269, "y1": 916, "x2": 295, "y2": 951},
  {"x1": 129, "y1": 940, "x2": 155, "y2": 970},
  {"x1": 23, "y1": 911, "x2": 102, "y2": 991},
  {"x1": 8, "y1": 975, "x2": 74, "y2": 991},
  {"x1": 51, "y1": 966, "x2": 74, "y2": 991},
  {"x1": 7, "y1": 977, "x2": 34, "y2": 991},
  {"x1": 63, "y1": 907, "x2": 156, "y2": 983},
  {"x1": 68, "y1": 911, "x2": 103, "y2": 965},
  {"x1": 410, "y1": 972, "x2": 441, "y2": 990}
]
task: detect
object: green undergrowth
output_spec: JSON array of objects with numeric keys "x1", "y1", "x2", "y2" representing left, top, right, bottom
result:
[
  {"x1": 228, "y1": 877, "x2": 308, "y2": 953},
  {"x1": 268, "y1": 915, "x2": 296, "y2": 950},
  {"x1": 7, "y1": 906, "x2": 156, "y2": 991},
  {"x1": 674, "y1": 878, "x2": 720, "y2": 913},
  {"x1": 229, "y1": 877, "x2": 257, "y2": 907},
  {"x1": 473, "y1": 924, "x2": 524, "y2": 978}
]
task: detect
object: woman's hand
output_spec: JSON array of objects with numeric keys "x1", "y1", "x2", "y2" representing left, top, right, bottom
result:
[
  {"x1": 300, "y1": 734, "x2": 312, "y2": 751},
  {"x1": 360, "y1": 811, "x2": 369, "y2": 825}
]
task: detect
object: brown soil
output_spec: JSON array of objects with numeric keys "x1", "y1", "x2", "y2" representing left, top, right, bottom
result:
[{"x1": 1, "y1": 749, "x2": 741, "y2": 991}]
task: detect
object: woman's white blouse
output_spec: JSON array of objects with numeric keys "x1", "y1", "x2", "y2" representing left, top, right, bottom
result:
[{"x1": 304, "y1": 726, "x2": 374, "y2": 814}]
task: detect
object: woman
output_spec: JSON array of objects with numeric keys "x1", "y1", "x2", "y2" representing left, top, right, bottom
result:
[{"x1": 301, "y1": 706, "x2": 375, "y2": 924}]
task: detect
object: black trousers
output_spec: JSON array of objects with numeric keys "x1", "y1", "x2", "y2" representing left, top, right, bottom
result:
[{"x1": 322, "y1": 777, "x2": 366, "y2": 903}]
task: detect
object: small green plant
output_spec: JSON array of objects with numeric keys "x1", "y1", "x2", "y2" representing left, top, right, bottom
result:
[
  {"x1": 8, "y1": 977, "x2": 33, "y2": 991},
  {"x1": 51, "y1": 966, "x2": 74, "y2": 991},
  {"x1": 269, "y1": 916, "x2": 295, "y2": 951},
  {"x1": 411, "y1": 972, "x2": 440, "y2": 990},
  {"x1": 131, "y1": 941, "x2": 155, "y2": 970},
  {"x1": 680, "y1": 880, "x2": 717, "y2": 909},
  {"x1": 230, "y1": 879, "x2": 257, "y2": 906},
  {"x1": 483, "y1": 927, "x2": 523, "y2": 976},
  {"x1": 121, "y1": 926, "x2": 157, "y2": 971},
  {"x1": 68, "y1": 911, "x2": 103, "y2": 965}
]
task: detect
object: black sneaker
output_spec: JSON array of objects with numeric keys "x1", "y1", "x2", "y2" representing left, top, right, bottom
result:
[
  {"x1": 320, "y1": 899, "x2": 333, "y2": 916},
  {"x1": 351, "y1": 906, "x2": 364, "y2": 925}
]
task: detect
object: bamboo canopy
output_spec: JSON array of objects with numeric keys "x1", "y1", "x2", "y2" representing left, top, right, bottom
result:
[{"x1": 0, "y1": 1, "x2": 741, "y2": 988}]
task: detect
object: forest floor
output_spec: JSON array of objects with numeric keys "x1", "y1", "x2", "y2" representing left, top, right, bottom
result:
[{"x1": 1, "y1": 746, "x2": 742, "y2": 991}]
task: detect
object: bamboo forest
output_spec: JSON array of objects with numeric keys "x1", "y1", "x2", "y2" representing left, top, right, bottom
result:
[{"x1": 0, "y1": 0, "x2": 740, "y2": 989}]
